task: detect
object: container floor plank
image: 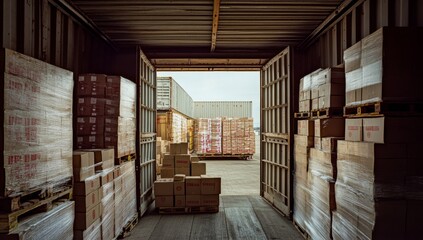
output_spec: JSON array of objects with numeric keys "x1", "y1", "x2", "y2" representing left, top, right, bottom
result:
[
  {"x1": 224, "y1": 207, "x2": 267, "y2": 240},
  {"x1": 148, "y1": 214, "x2": 194, "y2": 240},
  {"x1": 189, "y1": 208, "x2": 229, "y2": 240},
  {"x1": 125, "y1": 213, "x2": 161, "y2": 240},
  {"x1": 221, "y1": 195, "x2": 253, "y2": 208}
]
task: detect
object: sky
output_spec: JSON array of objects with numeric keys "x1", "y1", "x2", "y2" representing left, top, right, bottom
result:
[{"x1": 157, "y1": 71, "x2": 260, "y2": 127}]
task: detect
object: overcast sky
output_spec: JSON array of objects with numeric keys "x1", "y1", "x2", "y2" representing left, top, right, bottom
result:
[{"x1": 157, "y1": 71, "x2": 260, "y2": 127}]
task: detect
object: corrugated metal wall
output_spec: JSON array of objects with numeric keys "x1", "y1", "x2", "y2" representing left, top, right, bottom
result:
[
  {"x1": 193, "y1": 101, "x2": 252, "y2": 118},
  {"x1": 157, "y1": 77, "x2": 194, "y2": 118}
]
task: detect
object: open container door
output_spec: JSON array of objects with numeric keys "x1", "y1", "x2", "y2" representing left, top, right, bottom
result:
[
  {"x1": 136, "y1": 47, "x2": 157, "y2": 215},
  {"x1": 260, "y1": 47, "x2": 292, "y2": 217}
]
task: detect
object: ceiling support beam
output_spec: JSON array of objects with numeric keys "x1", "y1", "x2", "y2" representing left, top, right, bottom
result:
[{"x1": 210, "y1": 0, "x2": 221, "y2": 52}]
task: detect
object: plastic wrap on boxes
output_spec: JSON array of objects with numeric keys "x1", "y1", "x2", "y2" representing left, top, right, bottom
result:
[
  {"x1": 222, "y1": 118, "x2": 232, "y2": 154},
  {"x1": 309, "y1": 148, "x2": 337, "y2": 179},
  {"x1": 100, "y1": 188, "x2": 115, "y2": 240},
  {"x1": 210, "y1": 118, "x2": 222, "y2": 154},
  {"x1": 171, "y1": 112, "x2": 188, "y2": 143},
  {"x1": 104, "y1": 117, "x2": 136, "y2": 158},
  {"x1": 194, "y1": 118, "x2": 211, "y2": 154},
  {"x1": 2, "y1": 49, "x2": 73, "y2": 197},
  {"x1": 74, "y1": 218, "x2": 102, "y2": 240},
  {"x1": 105, "y1": 76, "x2": 136, "y2": 118},
  {"x1": 5, "y1": 201, "x2": 74, "y2": 240},
  {"x1": 293, "y1": 176, "x2": 310, "y2": 235}
]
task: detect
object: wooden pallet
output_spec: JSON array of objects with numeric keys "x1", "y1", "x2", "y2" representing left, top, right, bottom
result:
[
  {"x1": 293, "y1": 220, "x2": 310, "y2": 240},
  {"x1": 0, "y1": 177, "x2": 72, "y2": 212},
  {"x1": 344, "y1": 101, "x2": 423, "y2": 118},
  {"x1": 0, "y1": 188, "x2": 72, "y2": 233},
  {"x1": 115, "y1": 153, "x2": 136, "y2": 165},
  {"x1": 294, "y1": 112, "x2": 310, "y2": 119},
  {"x1": 311, "y1": 107, "x2": 343, "y2": 119},
  {"x1": 116, "y1": 214, "x2": 139, "y2": 239},
  {"x1": 159, "y1": 206, "x2": 219, "y2": 214}
]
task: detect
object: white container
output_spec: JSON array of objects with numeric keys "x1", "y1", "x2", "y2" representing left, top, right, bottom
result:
[
  {"x1": 193, "y1": 101, "x2": 252, "y2": 118},
  {"x1": 157, "y1": 77, "x2": 194, "y2": 118}
]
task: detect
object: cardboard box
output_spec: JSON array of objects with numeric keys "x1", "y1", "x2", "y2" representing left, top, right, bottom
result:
[
  {"x1": 74, "y1": 174, "x2": 101, "y2": 196},
  {"x1": 175, "y1": 196, "x2": 186, "y2": 207},
  {"x1": 74, "y1": 204, "x2": 102, "y2": 230},
  {"x1": 363, "y1": 117, "x2": 384, "y2": 143},
  {"x1": 345, "y1": 118, "x2": 363, "y2": 142},
  {"x1": 297, "y1": 120, "x2": 314, "y2": 136},
  {"x1": 162, "y1": 154, "x2": 175, "y2": 168},
  {"x1": 190, "y1": 156, "x2": 200, "y2": 162},
  {"x1": 175, "y1": 168, "x2": 190, "y2": 176},
  {"x1": 186, "y1": 176, "x2": 201, "y2": 195},
  {"x1": 87, "y1": 149, "x2": 115, "y2": 170},
  {"x1": 174, "y1": 181, "x2": 185, "y2": 196},
  {"x1": 201, "y1": 195, "x2": 220, "y2": 206},
  {"x1": 318, "y1": 82, "x2": 345, "y2": 97},
  {"x1": 175, "y1": 154, "x2": 191, "y2": 168},
  {"x1": 155, "y1": 196, "x2": 174, "y2": 207},
  {"x1": 174, "y1": 174, "x2": 186, "y2": 182},
  {"x1": 73, "y1": 167, "x2": 95, "y2": 182},
  {"x1": 170, "y1": 143, "x2": 189, "y2": 154},
  {"x1": 154, "y1": 178, "x2": 174, "y2": 196},
  {"x1": 76, "y1": 135, "x2": 105, "y2": 149},
  {"x1": 314, "y1": 137, "x2": 322, "y2": 150},
  {"x1": 76, "y1": 117, "x2": 105, "y2": 136},
  {"x1": 77, "y1": 97, "x2": 106, "y2": 116},
  {"x1": 73, "y1": 151, "x2": 95, "y2": 169},
  {"x1": 344, "y1": 41, "x2": 361, "y2": 72},
  {"x1": 299, "y1": 100, "x2": 311, "y2": 112},
  {"x1": 315, "y1": 118, "x2": 345, "y2": 137},
  {"x1": 99, "y1": 181, "x2": 114, "y2": 200},
  {"x1": 294, "y1": 134, "x2": 314, "y2": 147},
  {"x1": 318, "y1": 95, "x2": 344, "y2": 109},
  {"x1": 170, "y1": 143, "x2": 179, "y2": 155},
  {"x1": 99, "y1": 168, "x2": 114, "y2": 185},
  {"x1": 179, "y1": 142, "x2": 189, "y2": 154},
  {"x1": 185, "y1": 195, "x2": 202, "y2": 207},
  {"x1": 74, "y1": 189, "x2": 101, "y2": 212},
  {"x1": 311, "y1": 88, "x2": 320, "y2": 100},
  {"x1": 201, "y1": 176, "x2": 221, "y2": 195},
  {"x1": 161, "y1": 168, "x2": 174, "y2": 178},
  {"x1": 321, "y1": 137, "x2": 343, "y2": 153},
  {"x1": 74, "y1": 219, "x2": 102, "y2": 240},
  {"x1": 191, "y1": 162, "x2": 206, "y2": 176},
  {"x1": 311, "y1": 98, "x2": 319, "y2": 110}
]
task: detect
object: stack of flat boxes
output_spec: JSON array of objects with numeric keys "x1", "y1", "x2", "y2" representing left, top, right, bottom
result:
[
  {"x1": 76, "y1": 75, "x2": 136, "y2": 159},
  {"x1": 332, "y1": 27, "x2": 423, "y2": 240},
  {"x1": 72, "y1": 151, "x2": 102, "y2": 239},
  {"x1": 161, "y1": 143, "x2": 207, "y2": 178},
  {"x1": 154, "y1": 175, "x2": 221, "y2": 208},
  {"x1": 298, "y1": 74, "x2": 312, "y2": 112}
]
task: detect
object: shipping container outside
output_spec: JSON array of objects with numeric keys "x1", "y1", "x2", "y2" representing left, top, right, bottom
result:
[
  {"x1": 157, "y1": 77, "x2": 194, "y2": 118},
  {"x1": 193, "y1": 101, "x2": 252, "y2": 119}
]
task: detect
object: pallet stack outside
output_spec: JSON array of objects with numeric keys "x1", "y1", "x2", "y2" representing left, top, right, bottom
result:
[
  {"x1": 161, "y1": 143, "x2": 207, "y2": 178},
  {"x1": 0, "y1": 48, "x2": 74, "y2": 239},
  {"x1": 332, "y1": 27, "x2": 423, "y2": 240}
]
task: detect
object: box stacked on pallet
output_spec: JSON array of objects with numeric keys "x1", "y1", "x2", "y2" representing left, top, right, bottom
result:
[
  {"x1": 298, "y1": 74, "x2": 312, "y2": 113},
  {"x1": 243, "y1": 118, "x2": 255, "y2": 155},
  {"x1": 293, "y1": 120, "x2": 314, "y2": 233},
  {"x1": 154, "y1": 178, "x2": 174, "y2": 207},
  {"x1": 194, "y1": 118, "x2": 211, "y2": 154},
  {"x1": 114, "y1": 161, "x2": 137, "y2": 237},
  {"x1": 222, "y1": 118, "x2": 232, "y2": 154},
  {"x1": 332, "y1": 27, "x2": 423, "y2": 239},
  {"x1": 1, "y1": 48, "x2": 73, "y2": 199},
  {"x1": 210, "y1": 118, "x2": 222, "y2": 154},
  {"x1": 72, "y1": 151, "x2": 102, "y2": 239},
  {"x1": 160, "y1": 143, "x2": 207, "y2": 178}
]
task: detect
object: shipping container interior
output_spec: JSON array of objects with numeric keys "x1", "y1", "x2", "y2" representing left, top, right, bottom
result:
[{"x1": 2, "y1": 0, "x2": 423, "y2": 239}]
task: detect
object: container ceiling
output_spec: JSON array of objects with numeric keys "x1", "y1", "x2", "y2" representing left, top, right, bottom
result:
[{"x1": 70, "y1": 0, "x2": 345, "y2": 70}]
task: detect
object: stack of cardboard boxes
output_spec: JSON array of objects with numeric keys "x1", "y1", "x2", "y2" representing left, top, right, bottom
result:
[
  {"x1": 76, "y1": 74, "x2": 136, "y2": 159},
  {"x1": 154, "y1": 175, "x2": 221, "y2": 209},
  {"x1": 194, "y1": 118, "x2": 212, "y2": 154},
  {"x1": 210, "y1": 118, "x2": 223, "y2": 154},
  {"x1": 161, "y1": 143, "x2": 207, "y2": 178},
  {"x1": 332, "y1": 27, "x2": 423, "y2": 240},
  {"x1": 156, "y1": 137, "x2": 170, "y2": 175}
]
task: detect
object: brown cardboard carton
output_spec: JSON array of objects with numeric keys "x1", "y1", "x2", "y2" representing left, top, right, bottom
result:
[
  {"x1": 175, "y1": 196, "x2": 186, "y2": 207},
  {"x1": 174, "y1": 181, "x2": 185, "y2": 196},
  {"x1": 77, "y1": 97, "x2": 106, "y2": 116},
  {"x1": 315, "y1": 118, "x2": 345, "y2": 137},
  {"x1": 161, "y1": 168, "x2": 174, "y2": 178},
  {"x1": 311, "y1": 88, "x2": 319, "y2": 100},
  {"x1": 345, "y1": 118, "x2": 363, "y2": 142},
  {"x1": 186, "y1": 176, "x2": 201, "y2": 195},
  {"x1": 170, "y1": 143, "x2": 179, "y2": 155},
  {"x1": 74, "y1": 189, "x2": 101, "y2": 212},
  {"x1": 318, "y1": 82, "x2": 345, "y2": 97},
  {"x1": 314, "y1": 137, "x2": 322, "y2": 150},
  {"x1": 318, "y1": 95, "x2": 344, "y2": 109},
  {"x1": 345, "y1": 68, "x2": 362, "y2": 107},
  {"x1": 74, "y1": 174, "x2": 101, "y2": 196},
  {"x1": 99, "y1": 181, "x2": 114, "y2": 200},
  {"x1": 299, "y1": 100, "x2": 311, "y2": 112},
  {"x1": 91, "y1": 149, "x2": 114, "y2": 169},
  {"x1": 321, "y1": 137, "x2": 343, "y2": 153},
  {"x1": 185, "y1": 195, "x2": 202, "y2": 207},
  {"x1": 154, "y1": 178, "x2": 174, "y2": 196},
  {"x1": 201, "y1": 175, "x2": 221, "y2": 195},
  {"x1": 297, "y1": 120, "x2": 314, "y2": 136},
  {"x1": 73, "y1": 167, "x2": 95, "y2": 182},
  {"x1": 175, "y1": 168, "x2": 190, "y2": 176},
  {"x1": 303, "y1": 90, "x2": 311, "y2": 100},
  {"x1": 311, "y1": 98, "x2": 319, "y2": 110},
  {"x1": 294, "y1": 134, "x2": 314, "y2": 147},
  {"x1": 155, "y1": 195, "x2": 174, "y2": 207},
  {"x1": 191, "y1": 162, "x2": 206, "y2": 176},
  {"x1": 74, "y1": 219, "x2": 102, "y2": 240},
  {"x1": 309, "y1": 148, "x2": 337, "y2": 179},
  {"x1": 179, "y1": 142, "x2": 189, "y2": 154},
  {"x1": 344, "y1": 41, "x2": 361, "y2": 72},
  {"x1": 363, "y1": 117, "x2": 384, "y2": 143},
  {"x1": 73, "y1": 151, "x2": 95, "y2": 169},
  {"x1": 76, "y1": 117, "x2": 105, "y2": 136},
  {"x1": 190, "y1": 156, "x2": 200, "y2": 162},
  {"x1": 99, "y1": 168, "x2": 114, "y2": 185},
  {"x1": 201, "y1": 195, "x2": 220, "y2": 206},
  {"x1": 163, "y1": 154, "x2": 175, "y2": 168},
  {"x1": 174, "y1": 174, "x2": 186, "y2": 182},
  {"x1": 175, "y1": 154, "x2": 191, "y2": 168},
  {"x1": 74, "y1": 204, "x2": 102, "y2": 230}
]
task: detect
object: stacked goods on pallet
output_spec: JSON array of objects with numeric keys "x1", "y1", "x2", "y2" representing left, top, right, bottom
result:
[
  {"x1": 114, "y1": 161, "x2": 137, "y2": 237},
  {"x1": 188, "y1": 119, "x2": 195, "y2": 151},
  {"x1": 1, "y1": 48, "x2": 73, "y2": 198},
  {"x1": 156, "y1": 111, "x2": 189, "y2": 144},
  {"x1": 243, "y1": 118, "x2": 255, "y2": 155},
  {"x1": 298, "y1": 74, "x2": 311, "y2": 113},
  {"x1": 154, "y1": 174, "x2": 221, "y2": 210},
  {"x1": 293, "y1": 120, "x2": 313, "y2": 233},
  {"x1": 160, "y1": 143, "x2": 206, "y2": 178},
  {"x1": 222, "y1": 118, "x2": 232, "y2": 154},
  {"x1": 76, "y1": 75, "x2": 136, "y2": 159},
  {"x1": 2, "y1": 201, "x2": 75, "y2": 240},
  {"x1": 72, "y1": 152, "x2": 102, "y2": 239},
  {"x1": 194, "y1": 118, "x2": 211, "y2": 154},
  {"x1": 230, "y1": 118, "x2": 243, "y2": 154},
  {"x1": 332, "y1": 27, "x2": 423, "y2": 239},
  {"x1": 156, "y1": 137, "x2": 170, "y2": 175},
  {"x1": 210, "y1": 118, "x2": 222, "y2": 154}
]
